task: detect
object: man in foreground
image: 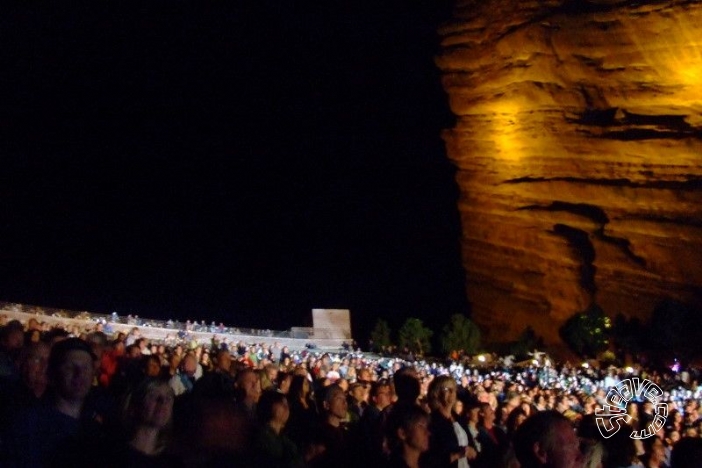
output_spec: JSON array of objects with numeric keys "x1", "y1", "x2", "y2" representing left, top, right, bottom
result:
[{"x1": 513, "y1": 410, "x2": 584, "y2": 468}]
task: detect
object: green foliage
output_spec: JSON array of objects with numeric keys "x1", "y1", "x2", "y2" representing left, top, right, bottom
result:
[
  {"x1": 369, "y1": 318, "x2": 392, "y2": 351},
  {"x1": 398, "y1": 318, "x2": 433, "y2": 355},
  {"x1": 440, "y1": 314, "x2": 481, "y2": 355},
  {"x1": 559, "y1": 303, "x2": 611, "y2": 358}
]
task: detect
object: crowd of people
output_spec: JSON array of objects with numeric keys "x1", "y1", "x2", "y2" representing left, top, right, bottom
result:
[{"x1": 2, "y1": 315, "x2": 702, "y2": 467}]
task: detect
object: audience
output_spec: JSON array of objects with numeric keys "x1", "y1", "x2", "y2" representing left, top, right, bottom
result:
[{"x1": 3, "y1": 314, "x2": 702, "y2": 468}]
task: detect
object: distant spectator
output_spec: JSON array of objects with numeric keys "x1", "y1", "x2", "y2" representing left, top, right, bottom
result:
[
  {"x1": 169, "y1": 353, "x2": 198, "y2": 397},
  {"x1": 85, "y1": 331, "x2": 109, "y2": 364},
  {"x1": 277, "y1": 371, "x2": 292, "y2": 394},
  {"x1": 199, "y1": 350, "x2": 212, "y2": 372},
  {"x1": 193, "y1": 349, "x2": 236, "y2": 399},
  {"x1": 125, "y1": 327, "x2": 140, "y2": 347},
  {"x1": 142, "y1": 355, "x2": 162, "y2": 379},
  {"x1": 98, "y1": 339, "x2": 124, "y2": 388},
  {"x1": 261, "y1": 363, "x2": 279, "y2": 391}
]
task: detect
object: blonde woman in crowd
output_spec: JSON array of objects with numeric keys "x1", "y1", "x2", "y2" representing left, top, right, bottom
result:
[{"x1": 426, "y1": 375, "x2": 477, "y2": 468}]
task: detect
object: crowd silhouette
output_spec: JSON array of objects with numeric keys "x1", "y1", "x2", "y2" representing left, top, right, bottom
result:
[{"x1": 2, "y1": 315, "x2": 702, "y2": 467}]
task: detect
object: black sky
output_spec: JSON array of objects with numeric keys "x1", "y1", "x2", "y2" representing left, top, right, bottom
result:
[{"x1": 1, "y1": 0, "x2": 466, "y2": 341}]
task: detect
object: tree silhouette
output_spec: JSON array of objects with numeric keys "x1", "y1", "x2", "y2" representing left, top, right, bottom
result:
[
  {"x1": 398, "y1": 318, "x2": 433, "y2": 356},
  {"x1": 559, "y1": 303, "x2": 611, "y2": 358},
  {"x1": 369, "y1": 318, "x2": 392, "y2": 352},
  {"x1": 440, "y1": 314, "x2": 481, "y2": 355}
]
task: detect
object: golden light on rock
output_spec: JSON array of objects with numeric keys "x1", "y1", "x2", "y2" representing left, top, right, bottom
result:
[
  {"x1": 491, "y1": 102, "x2": 524, "y2": 160},
  {"x1": 677, "y1": 63, "x2": 702, "y2": 89},
  {"x1": 438, "y1": 0, "x2": 702, "y2": 346}
]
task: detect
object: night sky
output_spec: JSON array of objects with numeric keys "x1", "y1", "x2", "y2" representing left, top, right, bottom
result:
[{"x1": 1, "y1": 1, "x2": 467, "y2": 342}]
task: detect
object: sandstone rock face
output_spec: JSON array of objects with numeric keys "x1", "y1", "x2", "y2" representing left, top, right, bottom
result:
[{"x1": 438, "y1": 0, "x2": 702, "y2": 345}]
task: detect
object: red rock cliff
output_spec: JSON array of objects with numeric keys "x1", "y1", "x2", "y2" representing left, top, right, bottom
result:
[{"x1": 437, "y1": 0, "x2": 702, "y2": 345}]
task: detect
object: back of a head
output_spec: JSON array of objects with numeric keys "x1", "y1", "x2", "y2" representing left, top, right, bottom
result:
[
  {"x1": 393, "y1": 368, "x2": 420, "y2": 404},
  {"x1": 288, "y1": 374, "x2": 308, "y2": 401},
  {"x1": 513, "y1": 410, "x2": 569, "y2": 468},
  {"x1": 215, "y1": 349, "x2": 232, "y2": 371},
  {"x1": 86, "y1": 331, "x2": 108, "y2": 348},
  {"x1": 577, "y1": 413, "x2": 600, "y2": 441},
  {"x1": 671, "y1": 437, "x2": 702, "y2": 468},
  {"x1": 602, "y1": 425, "x2": 637, "y2": 467}
]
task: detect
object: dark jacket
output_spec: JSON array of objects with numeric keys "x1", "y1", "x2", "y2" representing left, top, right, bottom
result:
[{"x1": 425, "y1": 410, "x2": 464, "y2": 468}]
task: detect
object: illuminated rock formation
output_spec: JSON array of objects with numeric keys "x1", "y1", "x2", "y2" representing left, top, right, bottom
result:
[{"x1": 438, "y1": 0, "x2": 702, "y2": 345}]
